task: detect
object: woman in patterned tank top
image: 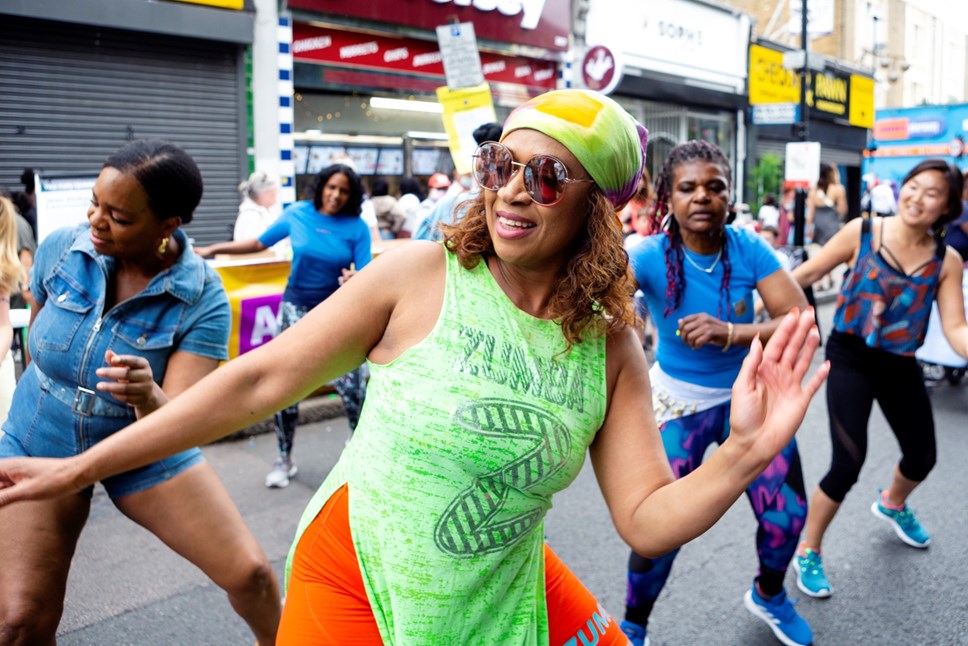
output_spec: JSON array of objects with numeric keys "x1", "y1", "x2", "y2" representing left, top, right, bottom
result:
[{"x1": 790, "y1": 159, "x2": 968, "y2": 601}]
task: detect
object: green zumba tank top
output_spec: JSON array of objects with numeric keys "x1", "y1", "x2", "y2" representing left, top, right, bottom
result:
[{"x1": 287, "y1": 248, "x2": 608, "y2": 644}]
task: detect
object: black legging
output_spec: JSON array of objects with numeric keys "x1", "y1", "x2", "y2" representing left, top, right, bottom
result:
[{"x1": 819, "y1": 331, "x2": 937, "y2": 503}]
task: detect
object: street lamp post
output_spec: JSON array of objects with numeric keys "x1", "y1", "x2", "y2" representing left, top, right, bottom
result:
[{"x1": 793, "y1": 0, "x2": 809, "y2": 248}]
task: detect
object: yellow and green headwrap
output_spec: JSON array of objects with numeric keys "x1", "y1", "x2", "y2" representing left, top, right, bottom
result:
[{"x1": 500, "y1": 89, "x2": 648, "y2": 209}]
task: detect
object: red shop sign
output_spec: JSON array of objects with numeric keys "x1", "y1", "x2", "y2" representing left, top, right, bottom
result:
[
  {"x1": 292, "y1": 22, "x2": 557, "y2": 91},
  {"x1": 287, "y1": 0, "x2": 569, "y2": 52}
]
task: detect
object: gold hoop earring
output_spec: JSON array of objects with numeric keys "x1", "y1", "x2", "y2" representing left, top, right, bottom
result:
[{"x1": 157, "y1": 237, "x2": 169, "y2": 256}]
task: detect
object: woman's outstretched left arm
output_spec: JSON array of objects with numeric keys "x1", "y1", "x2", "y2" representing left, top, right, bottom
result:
[
  {"x1": 592, "y1": 308, "x2": 827, "y2": 557},
  {"x1": 0, "y1": 250, "x2": 410, "y2": 506}
]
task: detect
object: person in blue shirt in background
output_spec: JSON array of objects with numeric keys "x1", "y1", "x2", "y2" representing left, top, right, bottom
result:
[
  {"x1": 196, "y1": 163, "x2": 371, "y2": 489},
  {"x1": 413, "y1": 122, "x2": 503, "y2": 241},
  {"x1": 943, "y1": 168, "x2": 968, "y2": 260}
]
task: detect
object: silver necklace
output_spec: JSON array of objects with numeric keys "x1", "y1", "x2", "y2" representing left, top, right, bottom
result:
[{"x1": 684, "y1": 247, "x2": 723, "y2": 273}]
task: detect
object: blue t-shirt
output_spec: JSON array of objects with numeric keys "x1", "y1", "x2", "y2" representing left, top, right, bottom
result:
[
  {"x1": 944, "y1": 200, "x2": 968, "y2": 257},
  {"x1": 630, "y1": 226, "x2": 782, "y2": 388},
  {"x1": 259, "y1": 200, "x2": 372, "y2": 308}
]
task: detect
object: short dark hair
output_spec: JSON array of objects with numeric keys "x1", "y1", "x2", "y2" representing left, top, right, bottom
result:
[
  {"x1": 473, "y1": 122, "x2": 503, "y2": 145},
  {"x1": 103, "y1": 140, "x2": 203, "y2": 224},
  {"x1": 20, "y1": 168, "x2": 35, "y2": 194},
  {"x1": 371, "y1": 177, "x2": 390, "y2": 197},
  {"x1": 901, "y1": 158, "x2": 963, "y2": 229},
  {"x1": 308, "y1": 164, "x2": 364, "y2": 216},
  {"x1": 399, "y1": 177, "x2": 425, "y2": 201}
]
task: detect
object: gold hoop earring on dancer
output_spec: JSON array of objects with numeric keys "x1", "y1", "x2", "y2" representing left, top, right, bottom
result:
[{"x1": 157, "y1": 237, "x2": 169, "y2": 257}]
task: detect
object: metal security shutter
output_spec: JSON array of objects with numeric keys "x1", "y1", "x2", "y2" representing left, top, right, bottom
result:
[{"x1": 0, "y1": 15, "x2": 245, "y2": 244}]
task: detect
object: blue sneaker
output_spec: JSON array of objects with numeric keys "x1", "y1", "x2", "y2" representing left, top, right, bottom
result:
[
  {"x1": 796, "y1": 544, "x2": 832, "y2": 598},
  {"x1": 619, "y1": 620, "x2": 649, "y2": 646},
  {"x1": 871, "y1": 490, "x2": 931, "y2": 548},
  {"x1": 744, "y1": 583, "x2": 813, "y2": 646}
]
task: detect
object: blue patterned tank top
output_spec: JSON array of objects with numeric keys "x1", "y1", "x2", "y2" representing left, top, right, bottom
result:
[{"x1": 833, "y1": 218, "x2": 944, "y2": 356}]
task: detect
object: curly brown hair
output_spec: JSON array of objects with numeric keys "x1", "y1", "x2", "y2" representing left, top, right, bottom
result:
[{"x1": 441, "y1": 189, "x2": 639, "y2": 348}]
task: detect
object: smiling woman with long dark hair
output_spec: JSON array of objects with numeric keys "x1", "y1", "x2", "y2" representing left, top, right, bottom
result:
[{"x1": 196, "y1": 163, "x2": 372, "y2": 489}]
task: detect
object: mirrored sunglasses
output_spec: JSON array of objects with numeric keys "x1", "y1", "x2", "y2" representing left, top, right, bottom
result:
[{"x1": 472, "y1": 141, "x2": 593, "y2": 206}]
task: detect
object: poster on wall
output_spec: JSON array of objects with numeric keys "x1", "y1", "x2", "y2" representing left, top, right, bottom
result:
[
  {"x1": 346, "y1": 148, "x2": 380, "y2": 175},
  {"x1": 35, "y1": 173, "x2": 99, "y2": 244},
  {"x1": 292, "y1": 146, "x2": 311, "y2": 175},
  {"x1": 376, "y1": 148, "x2": 404, "y2": 175},
  {"x1": 413, "y1": 148, "x2": 445, "y2": 175},
  {"x1": 307, "y1": 145, "x2": 346, "y2": 174}
]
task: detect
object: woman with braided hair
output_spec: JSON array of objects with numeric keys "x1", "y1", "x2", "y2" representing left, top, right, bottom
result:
[{"x1": 622, "y1": 140, "x2": 813, "y2": 646}]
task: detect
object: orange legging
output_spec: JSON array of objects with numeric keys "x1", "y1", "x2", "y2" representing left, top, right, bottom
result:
[{"x1": 278, "y1": 485, "x2": 629, "y2": 645}]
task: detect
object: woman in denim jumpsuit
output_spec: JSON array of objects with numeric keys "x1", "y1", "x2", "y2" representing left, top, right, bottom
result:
[{"x1": 0, "y1": 141, "x2": 281, "y2": 645}]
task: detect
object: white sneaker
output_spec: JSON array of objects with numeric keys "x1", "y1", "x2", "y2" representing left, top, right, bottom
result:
[{"x1": 265, "y1": 458, "x2": 298, "y2": 489}]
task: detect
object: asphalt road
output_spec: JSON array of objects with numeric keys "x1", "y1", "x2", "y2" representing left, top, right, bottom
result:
[{"x1": 55, "y1": 302, "x2": 968, "y2": 645}]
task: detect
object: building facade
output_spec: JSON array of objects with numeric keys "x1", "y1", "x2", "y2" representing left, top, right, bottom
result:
[
  {"x1": 722, "y1": 0, "x2": 968, "y2": 109},
  {"x1": 0, "y1": 0, "x2": 254, "y2": 244},
  {"x1": 577, "y1": 0, "x2": 751, "y2": 197}
]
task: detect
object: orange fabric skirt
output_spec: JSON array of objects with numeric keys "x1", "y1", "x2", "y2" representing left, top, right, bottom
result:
[{"x1": 277, "y1": 484, "x2": 628, "y2": 645}]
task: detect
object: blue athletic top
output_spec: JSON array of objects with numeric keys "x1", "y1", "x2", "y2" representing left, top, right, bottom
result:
[
  {"x1": 833, "y1": 218, "x2": 944, "y2": 356},
  {"x1": 630, "y1": 226, "x2": 782, "y2": 389},
  {"x1": 259, "y1": 200, "x2": 372, "y2": 308}
]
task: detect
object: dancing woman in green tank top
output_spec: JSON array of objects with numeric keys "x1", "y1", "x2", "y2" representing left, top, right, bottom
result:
[{"x1": 0, "y1": 90, "x2": 829, "y2": 645}]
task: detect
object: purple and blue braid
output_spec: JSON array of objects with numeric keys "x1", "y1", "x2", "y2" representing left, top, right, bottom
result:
[{"x1": 649, "y1": 140, "x2": 733, "y2": 318}]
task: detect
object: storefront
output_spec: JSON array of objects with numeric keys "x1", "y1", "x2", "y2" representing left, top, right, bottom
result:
[
  {"x1": 581, "y1": 0, "x2": 750, "y2": 190},
  {"x1": 285, "y1": 0, "x2": 567, "y2": 197},
  {"x1": 747, "y1": 40, "x2": 875, "y2": 218},
  {"x1": 0, "y1": 0, "x2": 253, "y2": 244}
]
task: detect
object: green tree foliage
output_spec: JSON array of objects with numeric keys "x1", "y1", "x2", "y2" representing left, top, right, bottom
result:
[{"x1": 748, "y1": 153, "x2": 783, "y2": 215}]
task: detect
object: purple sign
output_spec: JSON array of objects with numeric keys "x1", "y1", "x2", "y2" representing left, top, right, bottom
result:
[{"x1": 238, "y1": 293, "x2": 283, "y2": 355}]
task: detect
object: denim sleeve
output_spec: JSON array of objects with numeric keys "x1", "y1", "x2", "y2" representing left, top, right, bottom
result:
[
  {"x1": 30, "y1": 226, "x2": 78, "y2": 308},
  {"x1": 175, "y1": 271, "x2": 231, "y2": 361}
]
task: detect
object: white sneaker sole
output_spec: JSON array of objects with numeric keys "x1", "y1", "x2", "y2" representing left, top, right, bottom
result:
[
  {"x1": 265, "y1": 465, "x2": 298, "y2": 489},
  {"x1": 796, "y1": 573, "x2": 832, "y2": 599},
  {"x1": 743, "y1": 590, "x2": 811, "y2": 646},
  {"x1": 870, "y1": 502, "x2": 931, "y2": 548}
]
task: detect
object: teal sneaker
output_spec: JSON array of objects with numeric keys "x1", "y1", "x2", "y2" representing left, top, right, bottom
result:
[
  {"x1": 871, "y1": 490, "x2": 931, "y2": 548},
  {"x1": 796, "y1": 544, "x2": 832, "y2": 598},
  {"x1": 744, "y1": 583, "x2": 813, "y2": 646},
  {"x1": 619, "y1": 620, "x2": 649, "y2": 646}
]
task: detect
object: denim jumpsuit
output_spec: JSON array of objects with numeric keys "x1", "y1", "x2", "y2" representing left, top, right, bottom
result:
[{"x1": 0, "y1": 225, "x2": 230, "y2": 498}]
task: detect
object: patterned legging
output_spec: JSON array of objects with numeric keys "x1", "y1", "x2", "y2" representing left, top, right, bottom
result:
[
  {"x1": 625, "y1": 401, "x2": 807, "y2": 626},
  {"x1": 273, "y1": 301, "x2": 368, "y2": 458}
]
